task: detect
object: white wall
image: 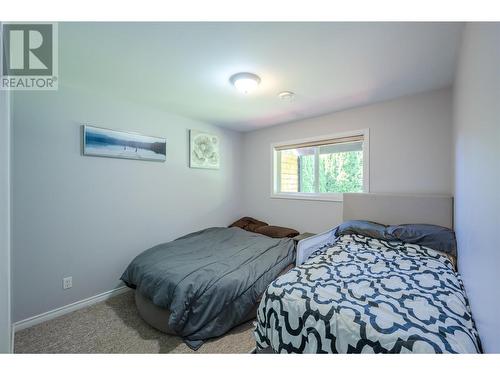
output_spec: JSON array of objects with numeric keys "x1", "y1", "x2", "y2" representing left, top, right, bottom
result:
[
  {"x1": 241, "y1": 88, "x2": 453, "y2": 233},
  {"x1": 11, "y1": 85, "x2": 243, "y2": 322},
  {"x1": 453, "y1": 23, "x2": 500, "y2": 353},
  {"x1": 0, "y1": 84, "x2": 12, "y2": 352}
]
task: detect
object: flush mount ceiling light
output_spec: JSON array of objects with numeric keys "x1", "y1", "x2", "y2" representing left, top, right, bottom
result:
[
  {"x1": 278, "y1": 91, "x2": 295, "y2": 100},
  {"x1": 229, "y1": 72, "x2": 261, "y2": 94}
]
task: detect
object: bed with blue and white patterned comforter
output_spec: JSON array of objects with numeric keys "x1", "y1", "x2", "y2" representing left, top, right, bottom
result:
[{"x1": 254, "y1": 234, "x2": 481, "y2": 353}]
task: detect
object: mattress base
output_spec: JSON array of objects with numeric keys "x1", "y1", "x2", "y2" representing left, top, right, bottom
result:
[
  {"x1": 134, "y1": 291, "x2": 176, "y2": 334},
  {"x1": 134, "y1": 290, "x2": 258, "y2": 336}
]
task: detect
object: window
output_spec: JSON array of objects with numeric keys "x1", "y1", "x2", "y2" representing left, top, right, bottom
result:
[{"x1": 272, "y1": 130, "x2": 369, "y2": 201}]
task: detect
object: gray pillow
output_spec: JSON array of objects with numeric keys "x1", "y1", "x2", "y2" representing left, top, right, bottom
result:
[
  {"x1": 334, "y1": 220, "x2": 390, "y2": 241},
  {"x1": 334, "y1": 220, "x2": 457, "y2": 257},
  {"x1": 386, "y1": 224, "x2": 457, "y2": 257}
]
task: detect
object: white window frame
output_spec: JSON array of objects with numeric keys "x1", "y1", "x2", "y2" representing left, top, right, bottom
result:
[{"x1": 270, "y1": 129, "x2": 370, "y2": 202}]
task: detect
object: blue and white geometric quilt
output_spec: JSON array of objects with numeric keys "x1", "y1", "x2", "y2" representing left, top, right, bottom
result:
[{"x1": 254, "y1": 234, "x2": 481, "y2": 353}]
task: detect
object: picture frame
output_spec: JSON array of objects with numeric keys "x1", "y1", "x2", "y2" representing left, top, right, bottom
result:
[
  {"x1": 82, "y1": 125, "x2": 166, "y2": 162},
  {"x1": 189, "y1": 130, "x2": 220, "y2": 169}
]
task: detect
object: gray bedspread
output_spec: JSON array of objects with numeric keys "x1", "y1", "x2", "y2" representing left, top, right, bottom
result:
[{"x1": 120, "y1": 227, "x2": 295, "y2": 349}]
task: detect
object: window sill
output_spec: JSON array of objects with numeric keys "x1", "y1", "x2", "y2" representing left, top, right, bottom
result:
[{"x1": 270, "y1": 193, "x2": 344, "y2": 202}]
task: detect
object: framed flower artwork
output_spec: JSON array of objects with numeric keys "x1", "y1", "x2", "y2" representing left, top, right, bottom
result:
[{"x1": 189, "y1": 130, "x2": 220, "y2": 169}]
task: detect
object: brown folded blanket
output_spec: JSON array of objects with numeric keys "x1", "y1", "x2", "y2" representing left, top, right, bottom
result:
[
  {"x1": 254, "y1": 225, "x2": 299, "y2": 238},
  {"x1": 229, "y1": 217, "x2": 299, "y2": 239},
  {"x1": 229, "y1": 217, "x2": 268, "y2": 232}
]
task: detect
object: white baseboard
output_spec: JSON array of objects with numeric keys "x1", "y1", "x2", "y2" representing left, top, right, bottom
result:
[
  {"x1": 12, "y1": 286, "x2": 129, "y2": 333},
  {"x1": 10, "y1": 324, "x2": 14, "y2": 353}
]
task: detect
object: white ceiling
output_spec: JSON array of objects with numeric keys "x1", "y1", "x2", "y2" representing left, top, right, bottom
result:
[{"x1": 61, "y1": 22, "x2": 463, "y2": 131}]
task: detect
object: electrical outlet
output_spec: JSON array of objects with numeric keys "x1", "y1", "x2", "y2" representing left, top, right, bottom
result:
[{"x1": 63, "y1": 276, "x2": 72, "y2": 290}]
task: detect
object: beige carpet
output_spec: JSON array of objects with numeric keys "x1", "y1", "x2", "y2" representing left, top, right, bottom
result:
[{"x1": 14, "y1": 291, "x2": 257, "y2": 353}]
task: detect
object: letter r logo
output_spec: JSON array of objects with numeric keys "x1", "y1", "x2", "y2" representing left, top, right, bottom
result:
[{"x1": 2, "y1": 24, "x2": 53, "y2": 76}]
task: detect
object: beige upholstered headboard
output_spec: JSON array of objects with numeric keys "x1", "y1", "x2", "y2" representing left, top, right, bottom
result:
[{"x1": 343, "y1": 193, "x2": 454, "y2": 229}]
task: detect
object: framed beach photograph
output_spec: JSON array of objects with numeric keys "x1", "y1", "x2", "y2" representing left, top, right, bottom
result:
[
  {"x1": 83, "y1": 125, "x2": 166, "y2": 162},
  {"x1": 189, "y1": 130, "x2": 220, "y2": 169}
]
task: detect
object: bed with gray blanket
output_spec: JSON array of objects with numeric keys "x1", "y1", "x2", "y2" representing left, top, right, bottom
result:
[{"x1": 121, "y1": 226, "x2": 295, "y2": 349}]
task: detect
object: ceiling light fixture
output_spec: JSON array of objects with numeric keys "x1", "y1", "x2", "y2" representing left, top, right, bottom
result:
[
  {"x1": 278, "y1": 91, "x2": 295, "y2": 100},
  {"x1": 229, "y1": 72, "x2": 261, "y2": 94}
]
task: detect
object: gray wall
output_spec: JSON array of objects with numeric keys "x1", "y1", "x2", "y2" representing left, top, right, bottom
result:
[
  {"x1": 241, "y1": 88, "x2": 453, "y2": 233},
  {"x1": 453, "y1": 23, "x2": 500, "y2": 353},
  {"x1": 12, "y1": 85, "x2": 243, "y2": 322},
  {"x1": 0, "y1": 82, "x2": 12, "y2": 352}
]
